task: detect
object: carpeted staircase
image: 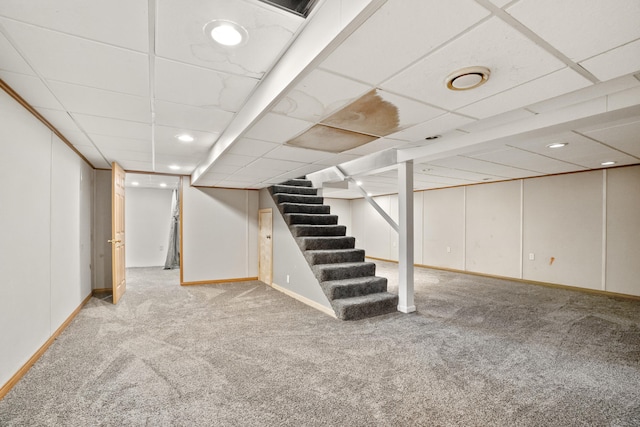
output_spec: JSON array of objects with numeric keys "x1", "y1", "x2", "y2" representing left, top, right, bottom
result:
[{"x1": 269, "y1": 178, "x2": 398, "y2": 320}]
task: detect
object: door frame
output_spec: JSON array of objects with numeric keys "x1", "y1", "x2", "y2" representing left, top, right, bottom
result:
[{"x1": 258, "y1": 208, "x2": 273, "y2": 285}]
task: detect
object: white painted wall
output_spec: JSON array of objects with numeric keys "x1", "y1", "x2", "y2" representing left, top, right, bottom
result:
[
  {"x1": 181, "y1": 182, "x2": 258, "y2": 283},
  {"x1": 125, "y1": 187, "x2": 173, "y2": 268},
  {"x1": 0, "y1": 90, "x2": 93, "y2": 390},
  {"x1": 341, "y1": 165, "x2": 640, "y2": 297},
  {"x1": 260, "y1": 190, "x2": 332, "y2": 310}
]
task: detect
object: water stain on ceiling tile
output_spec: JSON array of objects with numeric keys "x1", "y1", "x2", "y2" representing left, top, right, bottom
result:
[
  {"x1": 320, "y1": 89, "x2": 400, "y2": 137},
  {"x1": 286, "y1": 124, "x2": 378, "y2": 153}
]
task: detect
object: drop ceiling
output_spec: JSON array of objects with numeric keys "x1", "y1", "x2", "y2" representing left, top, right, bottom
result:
[{"x1": 0, "y1": 0, "x2": 639, "y2": 199}]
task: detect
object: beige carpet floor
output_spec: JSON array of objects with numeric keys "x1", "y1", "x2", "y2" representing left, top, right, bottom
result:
[{"x1": 1, "y1": 261, "x2": 639, "y2": 426}]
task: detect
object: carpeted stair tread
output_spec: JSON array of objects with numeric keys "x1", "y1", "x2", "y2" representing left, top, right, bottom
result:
[
  {"x1": 273, "y1": 193, "x2": 324, "y2": 205},
  {"x1": 270, "y1": 185, "x2": 318, "y2": 196},
  {"x1": 321, "y1": 276, "x2": 388, "y2": 299},
  {"x1": 331, "y1": 292, "x2": 399, "y2": 320},
  {"x1": 291, "y1": 224, "x2": 347, "y2": 237},
  {"x1": 297, "y1": 236, "x2": 355, "y2": 251},
  {"x1": 304, "y1": 249, "x2": 364, "y2": 266},
  {"x1": 285, "y1": 213, "x2": 338, "y2": 226},
  {"x1": 279, "y1": 203, "x2": 330, "y2": 215},
  {"x1": 281, "y1": 179, "x2": 312, "y2": 187},
  {"x1": 312, "y1": 262, "x2": 376, "y2": 282},
  {"x1": 304, "y1": 249, "x2": 365, "y2": 265}
]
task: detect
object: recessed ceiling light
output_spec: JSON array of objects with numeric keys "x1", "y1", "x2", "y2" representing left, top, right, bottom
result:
[
  {"x1": 132, "y1": 181, "x2": 139, "y2": 186},
  {"x1": 169, "y1": 165, "x2": 180, "y2": 171},
  {"x1": 204, "y1": 20, "x2": 248, "y2": 47},
  {"x1": 176, "y1": 134, "x2": 194, "y2": 143},
  {"x1": 446, "y1": 66, "x2": 490, "y2": 91},
  {"x1": 547, "y1": 142, "x2": 568, "y2": 149},
  {"x1": 601, "y1": 161, "x2": 616, "y2": 166},
  {"x1": 355, "y1": 180, "x2": 363, "y2": 186},
  {"x1": 160, "y1": 183, "x2": 167, "y2": 187}
]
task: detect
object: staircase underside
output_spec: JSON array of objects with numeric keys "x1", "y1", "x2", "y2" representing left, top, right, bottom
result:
[{"x1": 269, "y1": 179, "x2": 398, "y2": 320}]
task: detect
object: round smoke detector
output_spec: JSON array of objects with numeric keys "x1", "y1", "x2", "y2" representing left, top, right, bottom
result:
[{"x1": 445, "y1": 66, "x2": 491, "y2": 91}]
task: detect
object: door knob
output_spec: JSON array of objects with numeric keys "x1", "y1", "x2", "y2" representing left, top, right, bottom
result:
[
  {"x1": 266, "y1": 235, "x2": 271, "y2": 239},
  {"x1": 108, "y1": 239, "x2": 122, "y2": 244}
]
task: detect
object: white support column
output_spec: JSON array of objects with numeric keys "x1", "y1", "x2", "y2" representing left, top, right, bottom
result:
[{"x1": 398, "y1": 161, "x2": 416, "y2": 313}]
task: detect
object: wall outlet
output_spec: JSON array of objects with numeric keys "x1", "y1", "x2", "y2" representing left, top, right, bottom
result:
[
  {"x1": 446, "y1": 246, "x2": 451, "y2": 253},
  {"x1": 529, "y1": 253, "x2": 535, "y2": 260},
  {"x1": 286, "y1": 274, "x2": 290, "y2": 284}
]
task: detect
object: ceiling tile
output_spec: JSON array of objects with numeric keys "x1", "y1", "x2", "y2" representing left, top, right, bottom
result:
[
  {"x1": 607, "y1": 86, "x2": 640, "y2": 111},
  {"x1": 73, "y1": 145, "x2": 109, "y2": 169},
  {"x1": 508, "y1": 132, "x2": 639, "y2": 168},
  {"x1": 273, "y1": 69, "x2": 372, "y2": 122},
  {"x1": 0, "y1": 0, "x2": 148, "y2": 51},
  {"x1": 416, "y1": 163, "x2": 502, "y2": 182},
  {"x1": 244, "y1": 113, "x2": 313, "y2": 143},
  {"x1": 321, "y1": 89, "x2": 445, "y2": 137},
  {"x1": 579, "y1": 39, "x2": 640, "y2": 82},
  {"x1": 156, "y1": 0, "x2": 303, "y2": 77},
  {"x1": 215, "y1": 153, "x2": 257, "y2": 167},
  {"x1": 468, "y1": 147, "x2": 584, "y2": 174},
  {"x1": 153, "y1": 125, "x2": 219, "y2": 157},
  {"x1": 388, "y1": 113, "x2": 476, "y2": 142},
  {"x1": 248, "y1": 157, "x2": 306, "y2": 171},
  {"x1": 101, "y1": 149, "x2": 151, "y2": 163},
  {"x1": 581, "y1": 119, "x2": 640, "y2": 158},
  {"x1": 459, "y1": 109, "x2": 535, "y2": 133},
  {"x1": 487, "y1": 0, "x2": 512, "y2": 7},
  {"x1": 226, "y1": 137, "x2": 279, "y2": 157},
  {"x1": 314, "y1": 153, "x2": 361, "y2": 166},
  {"x1": 264, "y1": 145, "x2": 334, "y2": 163},
  {"x1": 47, "y1": 81, "x2": 150, "y2": 123},
  {"x1": 286, "y1": 125, "x2": 378, "y2": 153},
  {"x1": 72, "y1": 114, "x2": 151, "y2": 140},
  {"x1": 154, "y1": 58, "x2": 258, "y2": 112},
  {"x1": 35, "y1": 107, "x2": 80, "y2": 131},
  {"x1": 320, "y1": 0, "x2": 490, "y2": 85},
  {"x1": 0, "y1": 18, "x2": 148, "y2": 96},
  {"x1": 381, "y1": 17, "x2": 565, "y2": 111},
  {"x1": 507, "y1": 0, "x2": 640, "y2": 62},
  {"x1": 458, "y1": 68, "x2": 592, "y2": 119},
  {"x1": 0, "y1": 71, "x2": 63, "y2": 109},
  {"x1": 113, "y1": 160, "x2": 153, "y2": 171},
  {"x1": 60, "y1": 129, "x2": 95, "y2": 147},
  {"x1": 91, "y1": 134, "x2": 150, "y2": 153},
  {"x1": 208, "y1": 164, "x2": 243, "y2": 175},
  {"x1": 429, "y1": 155, "x2": 541, "y2": 178},
  {"x1": 344, "y1": 137, "x2": 405, "y2": 156},
  {"x1": 154, "y1": 100, "x2": 234, "y2": 133},
  {"x1": 0, "y1": 30, "x2": 33, "y2": 75}
]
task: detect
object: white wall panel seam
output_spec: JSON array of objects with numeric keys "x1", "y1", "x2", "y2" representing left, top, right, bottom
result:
[
  {"x1": 463, "y1": 186, "x2": 467, "y2": 271},
  {"x1": 48, "y1": 132, "x2": 53, "y2": 336},
  {"x1": 519, "y1": 179, "x2": 524, "y2": 279},
  {"x1": 602, "y1": 169, "x2": 607, "y2": 291}
]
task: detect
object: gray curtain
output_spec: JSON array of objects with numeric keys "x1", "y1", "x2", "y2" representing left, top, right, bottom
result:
[{"x1": 163, "y1": 189, "x2": 180, "y2": 270}]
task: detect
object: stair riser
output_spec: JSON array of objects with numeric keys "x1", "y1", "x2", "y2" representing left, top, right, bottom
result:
[
  {"x1": 297, "y1": 237, "x2": 355, "y2": 251},
  {"x1": 274, "y1": 194, "x2": 323, "y2": 205},
  {"x1": 291, "y1": 225, "x2": 346, "y2": 237},
  {"x1": 323, "y1": 279, "x2": 388, "y2": 299},
  {"x1": 313, "y1": 264, "x2": 376, "y2": 282},
  {"x1": 281, "y1": 179, "x2": 312, "y2": 187},
  {"x1": 304, "y1": 250, "x2": 364, "y2": 265},
  {"x1": 270, "y1": 185, "x2": 317, "y2": 196},
  {"x1": 334, "y1": 296, "x2": 398, "y2": 321},
  {"x1": 279, "y1": 204, "x2": 330, "y2": 215},
  {"x1": 285, "y1": 214, "x2": 338, "y2": 226}
]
